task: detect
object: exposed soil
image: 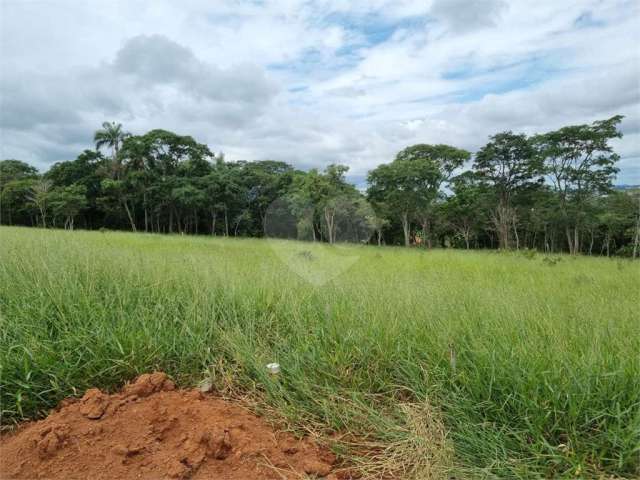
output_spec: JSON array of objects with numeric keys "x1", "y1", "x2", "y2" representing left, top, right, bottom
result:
[{"x1": 0, "y1": 372, "x2": 338, "y2": 479}]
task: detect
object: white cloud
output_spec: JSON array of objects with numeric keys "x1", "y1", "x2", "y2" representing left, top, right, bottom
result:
[
  {"x1": 0, "y1": 0, "x2": 638, "y2": 183},
  {"x1": 430, "y1": 0, "x2": 507, "y2": 31}
]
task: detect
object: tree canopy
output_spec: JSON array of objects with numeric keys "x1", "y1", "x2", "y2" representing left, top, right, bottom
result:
[{"x1": 1, "y1": 116, "x2": 637, "y2": 257}]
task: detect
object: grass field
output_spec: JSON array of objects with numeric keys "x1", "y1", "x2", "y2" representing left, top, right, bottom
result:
[{"x1": 1, "y1": 226, "x2": 638, "y2": 478}]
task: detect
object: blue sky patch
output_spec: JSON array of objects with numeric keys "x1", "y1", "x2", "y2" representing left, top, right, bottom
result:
[{"x1": 322, "y1": 11, "x2": 426, "y2": 46}]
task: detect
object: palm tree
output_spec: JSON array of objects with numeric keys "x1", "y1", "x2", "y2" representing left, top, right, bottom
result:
[{"x1": 94, "y1": 122, "x2": 130, "y2": 178}]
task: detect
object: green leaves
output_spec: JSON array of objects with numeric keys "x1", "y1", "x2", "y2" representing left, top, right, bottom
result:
[
  {"x1": 534, "y1": 115, "x2": 623, "y2": 198},
  {"x1": 368, "y1": 143, "x2": 471, "y2": 246},
  {"x1": 1, "y1": 116, "x2": 635, "y2": 254},
  {"x1": 474, "y1": 131, "x2": 541, "y2": 197}
]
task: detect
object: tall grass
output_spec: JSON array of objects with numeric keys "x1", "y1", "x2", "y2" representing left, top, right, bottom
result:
[{"x1": 1, "y1": 226, "x2": 638, "y2": 478}]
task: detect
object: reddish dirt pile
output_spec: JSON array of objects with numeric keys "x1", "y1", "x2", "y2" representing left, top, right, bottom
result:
[{"x1": 1, "y1": 372, "x2": 338, "y2": 479}]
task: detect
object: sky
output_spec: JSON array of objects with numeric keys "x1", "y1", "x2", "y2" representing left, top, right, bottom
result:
[{"x1": 1, "y1": 0, "x2": 639, "y2": 185}]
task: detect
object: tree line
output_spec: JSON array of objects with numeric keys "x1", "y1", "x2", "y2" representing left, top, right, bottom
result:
[{"x1": 1, "y1": 117, "x2": 638, "y2": 257}]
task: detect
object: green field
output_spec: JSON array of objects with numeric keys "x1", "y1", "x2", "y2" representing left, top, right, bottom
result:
[{"x1": 1, "y1": 226, "x2": 638, "y2": 478}]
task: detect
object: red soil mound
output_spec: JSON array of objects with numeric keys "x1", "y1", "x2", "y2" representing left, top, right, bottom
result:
[{"x1": 1, "y1": 372, "x2": 337, "y2": 479}]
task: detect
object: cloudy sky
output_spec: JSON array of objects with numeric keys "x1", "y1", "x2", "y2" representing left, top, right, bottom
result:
[{"x1": 1, "y1": 0, "x2": 639, "y2": 184}]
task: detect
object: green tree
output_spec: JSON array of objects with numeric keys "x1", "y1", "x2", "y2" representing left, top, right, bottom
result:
[
  {"x1": 202, "y1": 159, "x2": 248, "y2": 236},
  {"x1": 49, "y1": 185, "x2": 88, "y2": 230},
  {"x1": 288, "y1": 164, "x2": 362, "y2": 244},
  {"x1": 534, "y1": 116, "x2": 623, "y2": 254},
  {"x1": 0, "y1": 160, "x2": 38, "y2": 225},
  {"x1": 595, "y1": 190, "x2": 637, "y2": 257},
  {"x1": 45, "y1": 150, "x2": 107, "y2": 229},
  {"x1": 99, "y1": 178, "x2": 137, "y2": 231},
  {"x1": 318, "y1": 164, "x2": 350, "y2": 244},
  {"x1": 243, "y1": 160, "x2": 294, "y2": 236},
  {"x1": 3, "y1": 117, "x2": 634, "y2": 256},
  {"x1": 523, "y1": 186, "x2": 561, "y2": 252},
  {"x1": 118, "y1": 129, "x2": 214, "y2": 233},
  {"x1": 366, "y1": 208, "x2": 390, "y2": 246},
  {"x1": 474, "y1": 132, "x2": 540, "y2": 249},
  {"x1": 396, "y1": 144, "x2": 470, "y2": 247},
  {"x1": 368, "y1": 146, "x2": 465, "y2": 247},
  {"x1": 444, "y1": 172, "x2": 487, "y2": 249},
  {"x1": 171, "y1": 181, "x2": 207, "y2": 234},
  {"x1": 0, "y1": 178, "x2": 38, "y2": 226},
  {"x1": 27, "y1": 179, "x2": 53, "y2": 227}
]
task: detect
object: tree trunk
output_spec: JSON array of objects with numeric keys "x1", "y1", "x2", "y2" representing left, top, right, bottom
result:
[
  {"x1": 211, "y1": 210, "x2": 217, "y2": 235},
  {"x1": 565, "y1": 226, "x2": 574, "y2": 255},
  {"x1": 565, "y1": 226, "x2": 581, "y2": 255},
  {"x1": 421, "y1": 220, "x2": 432, "y2": 249},
  {"x1": 493, "y1": 203, "x2": 511, "y2": 249},
  {"x1": 401, "y1": 212, "x2": 410, "y2": 247},
  {"x1": 176, "y1": 210, "x2": 183, "y2": 234},
  {"x1": 224, "y1": 206, "x2": 229, "y2": 236},
  {"x1": 324, "y1": 207, "x2": 335, "y2": 244},
  {"x1": 123, "y1": 200, "x2": 136, "y2": 232},
  {"x1": 261, "y1": 211, "x2": 268, "y2": 236},
  {"x1": 543, "y1": 225, "x2": 549, "y2": 253}
]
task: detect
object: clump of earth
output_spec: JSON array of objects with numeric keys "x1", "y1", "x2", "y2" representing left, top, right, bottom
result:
[{"x1": 1, "y1": 372, "x2": 339, "y2": 479}]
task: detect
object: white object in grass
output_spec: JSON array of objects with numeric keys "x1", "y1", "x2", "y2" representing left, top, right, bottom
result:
[
  {"x1": 198, "y1": 378, "x2": 213, "y2": 393},
  {"x1": 266, "y1": 363, "x2": 281, "y2": 374}
]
